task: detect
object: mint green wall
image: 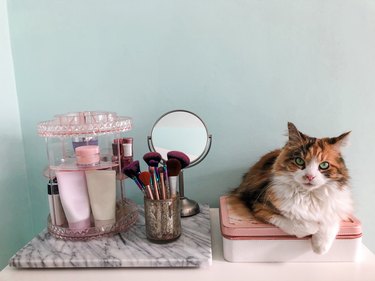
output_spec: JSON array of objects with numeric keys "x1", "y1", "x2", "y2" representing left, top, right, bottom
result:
[
  {"x1": 0, "y1": 0, "x2": 33, "y2": 269},
  {"x1": 4, "y1": 0, "x2": 375, "y2": 262}
]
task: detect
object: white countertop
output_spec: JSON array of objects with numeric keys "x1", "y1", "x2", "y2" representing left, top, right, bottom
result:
[{"x1": 1, "y1": 208, "x2": 375, "y2": 281}]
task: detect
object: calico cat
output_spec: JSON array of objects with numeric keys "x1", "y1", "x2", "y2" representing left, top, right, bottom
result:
[{"x1": 231, "y1": 122, "x2": 353, "y2": 254}]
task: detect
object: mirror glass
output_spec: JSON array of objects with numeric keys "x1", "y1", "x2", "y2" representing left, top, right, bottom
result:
[{"x1": 150, "y1": 110, "x2": 209, "y2": 164}]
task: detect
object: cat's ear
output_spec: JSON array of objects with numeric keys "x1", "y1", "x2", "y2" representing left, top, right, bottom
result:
[
  {"x1": 287, "y1": 122, "x2": 308, "y2": 146},
  {"x1": 329, "y1": 131, "x2": 351, "y2": 150}
]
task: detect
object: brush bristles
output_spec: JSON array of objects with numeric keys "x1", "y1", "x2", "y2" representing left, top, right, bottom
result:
[
  {"x1": 167, "y1": 151, "x2": 190, "y2": 169},
  {"x1": 143, "y1": 152, "x2": 162, "y2": 164},
  {"x1": 148, "y1": 159, "x2": 159, "y2": 167},
  {"x1": 139, "y1": 171, "x2": 151, "y2": 186},
  {"x1": 166, "y1": 159, "x2": 182, "y2": 177},
  {"x1": 123, "y1": 160, "x2": 140, "y2": 177}
]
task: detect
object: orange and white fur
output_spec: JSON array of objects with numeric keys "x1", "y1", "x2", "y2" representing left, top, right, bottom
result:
[{"x1": 232, "y1": 123, "x2": 353, "y2": 254}]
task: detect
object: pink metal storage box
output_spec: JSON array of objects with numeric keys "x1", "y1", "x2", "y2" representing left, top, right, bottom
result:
[{"x1": 219, "y1": 196, "x2": 362, "y2": 262}]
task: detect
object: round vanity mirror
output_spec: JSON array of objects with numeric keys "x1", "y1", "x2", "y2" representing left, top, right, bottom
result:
[
  {"x1": 147, "y1": 110, "x2": 212, "y2": 216},
  {"x1": 148, "y1": 110, "x2": 211, "y2": 167}
]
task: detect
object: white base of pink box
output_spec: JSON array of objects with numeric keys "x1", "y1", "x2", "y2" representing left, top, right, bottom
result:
[
  {"x1": 223, "y1": 236, "x2": 362, "y2": 262},
  {"x1": 220, "y1": 196, "x2": 363, "y2": 262}
]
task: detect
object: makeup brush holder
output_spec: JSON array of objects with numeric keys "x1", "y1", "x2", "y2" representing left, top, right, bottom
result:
[
  {"x1": 38, "y1": 111, "x2": 138, "y2": 240},
  {"x1": 144, "y1": 197, "x2": 181, "y2": 243}
]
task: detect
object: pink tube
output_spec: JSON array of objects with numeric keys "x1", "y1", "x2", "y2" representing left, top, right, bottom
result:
[{"x1": 55, "y1": 170, "x2": 91, "y2": 230}]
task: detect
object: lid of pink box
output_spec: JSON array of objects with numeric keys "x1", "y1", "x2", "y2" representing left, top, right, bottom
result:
[{"x1": 219, "y1": 196, "x2": 362, "y2": 240}]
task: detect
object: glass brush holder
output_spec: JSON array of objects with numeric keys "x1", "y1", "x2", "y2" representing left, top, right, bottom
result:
[{"x1": 37, "y1": 111, "x2": 138, "y2": 240}]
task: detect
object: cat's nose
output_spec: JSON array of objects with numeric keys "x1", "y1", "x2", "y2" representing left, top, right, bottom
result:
[{"x1": 305, "y1": 174, "x2": 315, "y2": 182}]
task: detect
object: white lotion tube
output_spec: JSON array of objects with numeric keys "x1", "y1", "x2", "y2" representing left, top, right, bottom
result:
[
  {"x1": 169, "y1": 176, "x2": 178, "y2": 198},
  {"x1": 55, "y1": 170, "x2": 91, "y2": 230},
  {"x1": 85, "y1": 170, "x2": 116, "y2": 228}
]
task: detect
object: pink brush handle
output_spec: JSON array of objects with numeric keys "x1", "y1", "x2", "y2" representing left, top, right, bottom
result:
[
  {"x1": 160, "y1": 173, "x2": 167, "y2": 199},
  {"x1": 153, "y1": 173, "x2": 160, "y2": 200},
  {"x1": 146, "y1": 185, "x2": 154, "y2": 200}
]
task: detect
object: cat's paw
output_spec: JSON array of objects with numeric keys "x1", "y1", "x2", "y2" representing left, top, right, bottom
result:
[
  {"x1": 293, "y1": 229, "x2": 311, "y2": 239},
  {"x1": 271, "y1": 217, "x2": 319, "y2": 238},
  {"x1": 311, "y1": 234, "x2": 331, "y2": 255},
  {"x1": 292, "y1": 221, "x2": 319, "y2": 238}
]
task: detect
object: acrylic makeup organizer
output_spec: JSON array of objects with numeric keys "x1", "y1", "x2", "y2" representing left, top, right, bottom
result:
[{"x1": 37, "y1": 111, "x2": 138, "y2": 240}]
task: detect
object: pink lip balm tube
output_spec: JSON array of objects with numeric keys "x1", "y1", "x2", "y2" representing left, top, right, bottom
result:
[{"x1": 75, "y1": 145, "x2": 100, "y2": 167}]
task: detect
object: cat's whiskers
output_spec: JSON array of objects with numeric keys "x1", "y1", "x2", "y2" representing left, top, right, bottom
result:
[
  {"x1": 261, "y1": 188, "x2": 274, "y2": 208},
  {"x1": 254, "y1": 184, "x2": 272, "y2": 207}
]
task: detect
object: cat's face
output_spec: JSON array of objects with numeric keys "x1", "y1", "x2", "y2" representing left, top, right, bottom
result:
[{"x1": 274, "y1": 123, "x2": 350, "y2": 190}]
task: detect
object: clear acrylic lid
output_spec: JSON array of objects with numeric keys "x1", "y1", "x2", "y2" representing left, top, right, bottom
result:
[{"x1": 37, "y1": 111, "x2": 132, "y2": 138}]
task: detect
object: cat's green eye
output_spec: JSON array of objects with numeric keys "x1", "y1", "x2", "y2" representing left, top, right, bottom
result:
[
  {"x1": 295, "y1": 157, "x2": 305, "y2": 166},
  {"x1": 319, "y1": 161, "x2": 330, "y2": 170}
]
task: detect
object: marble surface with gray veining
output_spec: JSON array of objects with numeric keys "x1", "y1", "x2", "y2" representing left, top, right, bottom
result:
[{"x1": 9, "y1": 204, "x2": 212, "y2": 268}]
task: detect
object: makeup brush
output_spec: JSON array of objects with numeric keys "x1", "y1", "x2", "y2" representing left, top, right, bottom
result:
[
  {"x1": 123, "y1": 160, "x2": 141, "y2": 176},
  {"x1": 162, "y1": 164, "x2": 170, "y2": 198},
  {"x1": 167, "y1": 151, "x2": 190, "y2": 169},
  {"x1": 148, "y1": 158, "x2": 161, "y2": 182},
  {"x1": 126, "y1": 174, "x2": 145, "y2": 194},
  {"x1": 158, "y1": 166, "x2": 167, "y2": 200},
  {"x1": 143, "y1": 152, "x2": 162, "y2": 165},
  {"x1": 168, "y1": 151, "x2": 200, "y2": 217},
  {"x1": 123, "y1": 161, "x2": 144, "y2": 192},
  {"x1": 144, "y1": 152, "x2": 162, "y2": 183},
  {"x1": 148, "y1": 159, "x2": 160, "y2": 172},
  {"x1": 166, "y1": 159, "x2": 182, "y2": 199},
  {"x1": 149, "y1": 166, "x2": 160, "y2": 200},
  {"x1": 139, "y1": 171, "x2": 154, "y2": 200}
]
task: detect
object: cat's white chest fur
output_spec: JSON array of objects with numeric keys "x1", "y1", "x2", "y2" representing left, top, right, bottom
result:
[
  {"x1": 271, "y1": 174, "x2": 353, "y2": 224},
  {"x1": 268, "y1": 174, "x2": 353, "y2": 254}
]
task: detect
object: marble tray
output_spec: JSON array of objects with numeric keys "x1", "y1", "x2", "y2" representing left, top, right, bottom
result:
[{"x1": 9, "y1": 204, "x2": 212, "y2": 268}]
